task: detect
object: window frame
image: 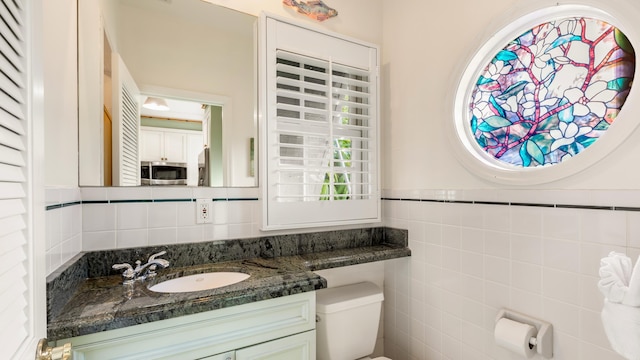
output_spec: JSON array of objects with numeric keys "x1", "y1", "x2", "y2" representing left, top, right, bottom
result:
[
  {"x1": 449, "y1": 3, "x2": 640, "y2": 185},
  {"x1": 259, "y1": 13, "x2": 381, "y2": 230}
]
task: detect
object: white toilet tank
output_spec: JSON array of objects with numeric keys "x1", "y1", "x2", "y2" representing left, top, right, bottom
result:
[{"x1": 316, "y1": 282, "x2": 384, "y2": 360}]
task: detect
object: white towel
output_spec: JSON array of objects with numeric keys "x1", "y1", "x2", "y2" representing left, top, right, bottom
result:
[
  {"x1": 599, "y1": 252, "x2": 640, "y2": 360},
  {"x1": 598, "y1": 251, "x2": 632, "y2": 303},
  {"x1": 601, "y1": 300, "x2": 640, "y2": 360},
  {"x1": 624, "y1": 254, "x2": 640, "y2": 307}
]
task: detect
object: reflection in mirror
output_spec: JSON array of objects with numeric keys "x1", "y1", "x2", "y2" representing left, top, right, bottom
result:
[
  {"x1": 78, "y1": 0, "x2": 257, "y2": 187},
  {"x1": 138, "y1": 95, "x2": 226, "y2": 187}
]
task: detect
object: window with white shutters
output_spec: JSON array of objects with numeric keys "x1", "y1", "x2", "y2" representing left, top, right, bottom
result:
[
  {"x1": 0, "y1": 0, "x2": 33, "y2": 356},
  {"x1": 261, "y1": 15, "x2": 380, "y2": 229}
]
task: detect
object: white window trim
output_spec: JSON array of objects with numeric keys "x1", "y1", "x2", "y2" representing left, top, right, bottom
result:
[
  {"x1": 259, "y1": 13, "x2": 381, "y2": 230},
  {"x1": 449, "y1": 0, "x2": 640, "y2": 185}
]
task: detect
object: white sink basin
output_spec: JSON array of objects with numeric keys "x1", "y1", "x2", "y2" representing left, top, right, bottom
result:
[{"x1": 149, "y1": 272, "x2": 250, "y2": 293}]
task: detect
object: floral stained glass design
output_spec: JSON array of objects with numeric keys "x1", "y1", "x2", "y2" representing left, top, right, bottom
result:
[{"x1": 469, "y1": 17, "x2": 635, "y2": 167}]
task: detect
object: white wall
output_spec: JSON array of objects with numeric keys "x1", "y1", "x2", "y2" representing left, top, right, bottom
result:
[
  {"x1": 381, "y1": 0, "x2": 640, "y2": 358},
  {"x1": 204, "y1": 0, "x2": 383, "y2": 45},
  {"x1": 382, "y1": 0, "x2": 640, "y2": 190},
  {"x1": 43, "y1": 0, "x2": 78, "y2": 187}
]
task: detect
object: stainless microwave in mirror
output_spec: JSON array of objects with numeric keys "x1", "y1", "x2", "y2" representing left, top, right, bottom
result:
[
  {"x1": 78, "y1": 0, "x2": 257, "y2": 188},
  {"x1": 141, "y1": 161, "x2": 188, "y2": 186}
]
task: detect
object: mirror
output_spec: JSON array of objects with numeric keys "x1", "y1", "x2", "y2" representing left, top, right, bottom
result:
[{"x1": 78, "y1": 0, "x2": 257, "y2": 187}]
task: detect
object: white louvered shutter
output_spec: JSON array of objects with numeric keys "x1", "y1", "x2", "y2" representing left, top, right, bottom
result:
[
  {"x1": 0, "y1": 0, "x2": 40, "y2": 357},
  {"x1": 262, "y1": 15, "x2": 380, "y2": 229},
  {"x1": 112, "y1": 53, "x2": 140, "y2": 186}
]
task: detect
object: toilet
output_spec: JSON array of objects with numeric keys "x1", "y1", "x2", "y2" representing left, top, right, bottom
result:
[{"x1": 316, "y1": 281, "x2": 392, "y2": 360}]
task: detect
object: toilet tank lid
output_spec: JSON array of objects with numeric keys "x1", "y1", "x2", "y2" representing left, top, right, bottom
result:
[{"x1": 316, "y1": 282, "x2": 384, "y2": 314}]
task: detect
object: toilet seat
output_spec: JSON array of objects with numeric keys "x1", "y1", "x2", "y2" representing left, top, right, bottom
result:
[{"x1": 360, "y1": 357, "x2": 392, "y2": 360}]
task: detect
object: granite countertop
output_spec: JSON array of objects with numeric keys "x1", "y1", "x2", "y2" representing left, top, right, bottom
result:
[{"x1": 47, "y1": 227, "x2": 410, "y2": 341}]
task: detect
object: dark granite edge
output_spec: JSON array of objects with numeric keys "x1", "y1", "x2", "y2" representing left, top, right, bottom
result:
[
  {"x1": 46, "y1": 253, "x2": 88, "y2": 321},
  {"x1": 383, "y1": 227, "x2": 408, "y2": 247},
  {"x1": 303, "y1": 246, "x2": 412, "y2": 271},
  {"x1": 47, "y1": 274, "x2": 327, "y2": 340}
]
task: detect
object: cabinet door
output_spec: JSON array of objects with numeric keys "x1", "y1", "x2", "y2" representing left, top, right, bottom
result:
[
  {"x1": 163, "y1": 132, "x2": 187, "y2": 162},
  {"x1": 235, "y1": 331, "x2": 315, "y2": 360},
  {"x1": 140, "y1": 129, "x2": 164, "y2": 161}
]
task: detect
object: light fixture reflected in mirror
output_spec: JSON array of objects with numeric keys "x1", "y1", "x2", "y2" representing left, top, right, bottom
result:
[{"x1": 143, "y1": 96, "x2": 170, "y2": 111}]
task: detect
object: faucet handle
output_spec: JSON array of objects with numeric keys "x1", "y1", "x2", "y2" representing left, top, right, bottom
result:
[
  {"x1": 148, "y1": 250, "x2": 167, "y2": 262},
  {"x1": 112, "y1": 263, "x2": 134, "y2": 274},
  {"x1": 112, "y1": 263, "x2": 135, "y2": 284}
]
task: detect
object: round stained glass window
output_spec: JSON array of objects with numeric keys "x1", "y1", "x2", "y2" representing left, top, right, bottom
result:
[{"x1": 468, "y1": 17, "x2": 635, "y2": 168}]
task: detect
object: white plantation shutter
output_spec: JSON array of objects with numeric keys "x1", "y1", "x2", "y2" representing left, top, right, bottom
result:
[
  {"x1": 262, "y1": 15, "x2": 380, "y2": 229},
  {"x1": 275, "y1": 51, "x2": 374, "y2": 200},
  {"x1": 112, "y1": 53, "x2": 140, "y2": 186},
  {"x1": 0, "y1": 0, "x2": 35, "y2": 356},
  {"x1": 119, "y1": 85, "x2": 139, "y2": 183}
]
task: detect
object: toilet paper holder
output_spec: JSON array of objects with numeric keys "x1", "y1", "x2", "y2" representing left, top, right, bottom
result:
[{"x1": 496, "y1": 309, "x2": 553, "y2": 359}]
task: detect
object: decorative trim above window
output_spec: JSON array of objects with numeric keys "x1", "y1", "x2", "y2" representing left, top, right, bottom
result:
[
  {"x1": 260, "y1": 13, "x2": 380, "y2": 229},
  {"x1": 451, "y1": 3, "x2": 640, "y2": 185}
]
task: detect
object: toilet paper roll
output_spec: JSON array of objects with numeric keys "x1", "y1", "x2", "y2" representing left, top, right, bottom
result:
[{"x1": 494, "y1": 317, "x2": 537, "y2": 358}]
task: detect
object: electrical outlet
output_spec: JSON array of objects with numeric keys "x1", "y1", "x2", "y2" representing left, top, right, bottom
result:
[{"x1": 196, "y1": 199, "x2": 213, "y2": 224}]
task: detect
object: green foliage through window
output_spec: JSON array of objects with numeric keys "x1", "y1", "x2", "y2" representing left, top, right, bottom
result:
[{"x1": 320, "y1": 138, "x2": 352, "y2": 200}]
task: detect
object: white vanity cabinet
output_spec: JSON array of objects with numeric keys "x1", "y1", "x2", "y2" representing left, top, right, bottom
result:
[
  {"x1": 202, "y1": 331, "x2": 315, "y2": 360},
  {"x1": 55, "y1": 292, "x2": 316, "y2": 360},
  {"x1": 235, "y1": 331, "x2": 315, "y2": 360}
]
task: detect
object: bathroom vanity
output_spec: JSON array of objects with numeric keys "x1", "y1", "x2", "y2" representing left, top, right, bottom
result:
[
  {"x1": 56, "y1": 292, "x2": 316, "y2": 360},
  {"x1": 47, "y1": 228, "x2": 410, "y2": 359}
]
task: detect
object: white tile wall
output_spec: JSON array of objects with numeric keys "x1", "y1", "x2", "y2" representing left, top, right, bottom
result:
[
  {"x1": 79, "y1": 187, "x2": 261, "y2": 251},
  {"x1": 45, "y1": 187, "x2": 262, "y2": 275},
  {"x1": 383, "y1": 189, "x2": 639, "y2": 360},
  {"x1": 45, "y1": 187, "x2": 82, "y2": 276},
  {"x1": 46, "y1": 186, "x2": 377, "y2": 275}
]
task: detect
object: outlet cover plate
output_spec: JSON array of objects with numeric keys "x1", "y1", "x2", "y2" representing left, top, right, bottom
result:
[{"x1": 196, "y1": 198, "x2": 213, "y2": 224}]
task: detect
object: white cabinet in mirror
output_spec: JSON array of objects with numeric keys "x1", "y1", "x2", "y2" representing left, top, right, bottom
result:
[
  {"x1": 140, "y1": 126, "x2": 204, "y2": 187},
  {"x1": 78, "y1": 0, "x2": 257, "y2": 188}
]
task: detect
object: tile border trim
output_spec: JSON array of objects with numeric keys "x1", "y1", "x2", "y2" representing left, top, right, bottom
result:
[
  {"x1": 382, "y1": 197, "x2": 632, "y2": 212},
  {"x1": 48, "y1": 197, "x2": 639, "y2": 212},
  {"x1": 45, "y1": 201, "x2": 82, "y2": 211},
  {"x1": 46, "y1": 198, "x2": 259, "y2": 211}
]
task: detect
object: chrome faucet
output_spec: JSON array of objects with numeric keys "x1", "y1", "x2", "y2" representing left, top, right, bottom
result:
[
  {"x1": 134, "y1": 251, "x2": 170, "y2": 280},
  {"x1": 112, "y1": 251, "x2": 170, "y2": 284},
  {"x1": 112, "y1": 263, "x2": 136, "y2": 284}
]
